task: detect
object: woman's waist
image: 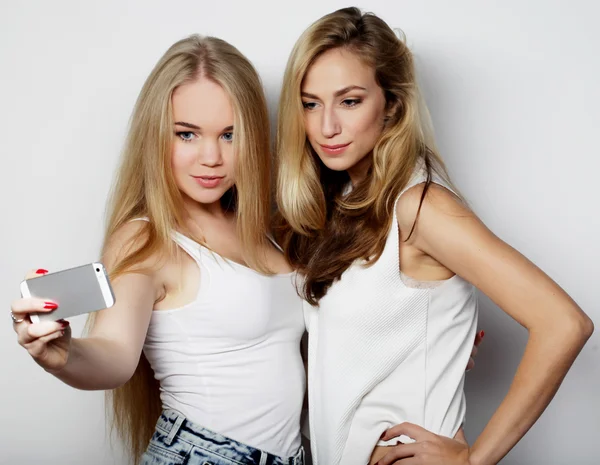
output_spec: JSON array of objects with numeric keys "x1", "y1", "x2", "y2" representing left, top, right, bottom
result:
[
  {"x1": 161, "y1": 387, "x2": 305, "y2": 436},
  {"x1": 157, "y1": 359, "x2": 305, "y2": 402},
  {"x1": 154, "y1": 408, "x2": 304, "y2": 461},
  {"x1": 311, "y1": 361, "x2": 466, "y2": 464}
]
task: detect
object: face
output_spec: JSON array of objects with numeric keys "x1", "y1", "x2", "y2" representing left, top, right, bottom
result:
[
  {"x1": 171, "y1": 77, "x2": 235, "y2": 207},
  {"x1": 301, "y1": 47, "x2": 388, "y2": 182}
]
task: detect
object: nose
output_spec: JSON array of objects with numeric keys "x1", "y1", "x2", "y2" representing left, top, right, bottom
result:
[
  {"x1": 321, "y1": 106, "x2": 341, "y2": 139},
  {"x1": 198, "y1": 139, "x2": 222, "y2": 167}
]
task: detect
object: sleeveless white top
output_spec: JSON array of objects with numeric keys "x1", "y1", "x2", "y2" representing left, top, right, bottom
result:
[
  {"x1": 304, "y1": 168, "x2": 479, "y2": 465},
  {"x1": 142, "y1": 230, "x2": 306, "y2": 457}
]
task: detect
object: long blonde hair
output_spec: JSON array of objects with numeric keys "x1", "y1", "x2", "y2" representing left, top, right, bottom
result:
[
  {"x1": 96, "y1": 35, "x2": 273, "y2": 463},
  {"x1": 275, "y1": 7, "x2": 455, "y2": 304}
]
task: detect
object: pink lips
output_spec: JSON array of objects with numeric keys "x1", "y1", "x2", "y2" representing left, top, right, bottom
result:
[
  {"x1": 319, "y1": 142, "x2": 351, "y2": 156},
  {"x1": 192, "y1": 175, "x2": 224, "y2": 188}
]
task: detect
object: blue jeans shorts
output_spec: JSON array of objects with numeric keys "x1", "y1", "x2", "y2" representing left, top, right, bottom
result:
[{"x1": 141, "y1": 409, "x2": 305, "y2": 465}]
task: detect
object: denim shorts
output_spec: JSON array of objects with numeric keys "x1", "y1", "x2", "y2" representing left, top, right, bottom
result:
[{"x1": 141, "y1": 409, "x2": 305, "y2": 465}]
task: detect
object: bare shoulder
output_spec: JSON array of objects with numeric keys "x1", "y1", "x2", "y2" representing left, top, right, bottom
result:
[
  {"x1": 393, "y1": 180, "x2": 593, "y2": 342},
  {"x1": 395, "y1": 182, "x2": 474, "y2": 243},
  {"x1": 90, "y1": 219, "x2": 166, "y2": 358}
]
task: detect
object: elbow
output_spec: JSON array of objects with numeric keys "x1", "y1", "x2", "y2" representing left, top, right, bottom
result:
[
  {"x1": 561, "y1": 312, "x2": 594, "y2": 347},
  {"x1": 105, "y1": 374, "x2": 132, "y2": 391},
  {"x1": 534, "y1": 311, "x2": 595, "y2": 351},
  {"x1": 114, "y1": 359, "x2": 141, "y2": 389},
  {"x1": 580, "y1": 314, "x2": 595, "y2": 340},
  {"x1": 98, "y1": 352, "x2": 141, "y2": 390},
  {"x1": 101, "y1": 368, "x2": 137, "y2": 391}
]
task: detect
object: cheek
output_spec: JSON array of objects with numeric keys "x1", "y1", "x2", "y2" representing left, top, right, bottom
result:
[
  {"x1": 349, "y1": 108, "x2": 384, "y2": 143},
  {"x1": 171, "y1": 141, "x2": 197, "y2": 172},
  {"x1": 222, "y1": 143, "x2": 236, "y2": 174},
  {"x1": 304, "y1": 113, "x2": 320, "y2": 140}
]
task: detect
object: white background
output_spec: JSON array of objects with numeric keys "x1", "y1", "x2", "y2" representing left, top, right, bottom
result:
[{"x1": 1, "y1": 1, "x2": 598, "y2": 464}]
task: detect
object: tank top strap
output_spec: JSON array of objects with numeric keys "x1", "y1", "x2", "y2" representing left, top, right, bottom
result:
[
  {"x1": 171, "y1": 231, "x2": 204, "y2": 264},
  {"x1": 129, "y1": 217, "x2": 203, "y2": 265},
  {"x1": 390, "y1": 162, "x2": 457, "y2": 259},
  {"x1": 396, "y1": 160, "x2": 456, "y2": 208},
  {"x1": 267, "y1": 234, "x2": 284, "y2": 253},
  {"x1": 129, "y1": 216, "x2": 150, "y2": 223}
]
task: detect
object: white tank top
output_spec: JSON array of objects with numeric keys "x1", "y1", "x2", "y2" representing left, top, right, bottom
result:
[
  {"x1": 304, "y1": 168, "x2": 479, "y2": 465},
  {"x1": 142, "y1": 230, "x2": 306, "y2": 457}
]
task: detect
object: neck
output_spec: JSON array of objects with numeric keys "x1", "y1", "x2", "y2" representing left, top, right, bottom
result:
[
  {"x1": 346, "y1": 153, "x2": 373, "y2": 186},
  {"x1": 182, "y1": 195, "x2": 229, "y2": 222}
]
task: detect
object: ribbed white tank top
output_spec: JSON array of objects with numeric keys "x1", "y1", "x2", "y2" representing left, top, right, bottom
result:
[
  {"x1": 143, "y1": 230, "x2": 306, "y2": 457},
  {"x1": 304, "y1": 168, "x2": 479, "y2": 465}
]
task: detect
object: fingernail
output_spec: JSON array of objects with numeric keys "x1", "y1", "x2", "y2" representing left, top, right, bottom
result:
[
  {"x1": 58, "y1": 320, "x2": 69, "y2": 328},
  {"x1": 36, "y1": 269, "x2": 48, "y2": 274},
  {"x1": 480, "y1": 330, "x2": 485, "y2": 338},
  {"x1": 44, "y1": 302, "x2": 58, "y2": 310}
]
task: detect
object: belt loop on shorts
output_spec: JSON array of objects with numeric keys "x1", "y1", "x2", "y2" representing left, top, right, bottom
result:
[
  {"x1": 298, "y1": 446, "x2": 305, "y2": 465},
  {"x1": 289, "y1": 447, "x2": 303, "y2": 465},
  {"x1": 164, "y1": 412, "x2": 185, "y2": 446},
  {"x1": 259, "y1": 451, "x2": 268, "y2": 465}
]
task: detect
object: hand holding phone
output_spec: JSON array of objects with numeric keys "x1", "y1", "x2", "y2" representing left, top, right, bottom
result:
[{"x1": 20, "y1": 263, "x2": 115, "y2": 323}]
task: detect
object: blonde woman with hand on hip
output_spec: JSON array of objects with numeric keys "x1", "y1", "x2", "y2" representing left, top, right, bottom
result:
[
  {"x1": 11, "y1": 35, "x2": 306, "y2": 465},
  {"x1": 275, "y1": 7, "x2": 594, "y2": 465}
]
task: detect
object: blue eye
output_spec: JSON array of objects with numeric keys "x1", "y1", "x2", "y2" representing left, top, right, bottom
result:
[
  {"x1": 176, "y1": 131, "x2": 195, "y2": 142},
  {"x1": 221, "y1": 132, "x2": 233, "y2": 142},
  {"x1": 302, "y1": 101, "x2": 318, "y2": 110}
]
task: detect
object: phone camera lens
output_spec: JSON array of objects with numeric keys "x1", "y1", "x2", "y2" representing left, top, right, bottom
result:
[{"x1": 96, "y1": 268, "x2": 100, "y2": 272}]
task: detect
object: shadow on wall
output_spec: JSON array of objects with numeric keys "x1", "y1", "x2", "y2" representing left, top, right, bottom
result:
[{"x1": 464, "y1": 292, "x2": 528, "y2": 461}]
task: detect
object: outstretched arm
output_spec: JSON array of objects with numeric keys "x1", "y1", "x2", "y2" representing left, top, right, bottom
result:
[{"x1": 12, "y1": 221, "x2": 162, "y2": 390}]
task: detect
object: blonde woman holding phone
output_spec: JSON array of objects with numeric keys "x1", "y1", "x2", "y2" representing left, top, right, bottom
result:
[{"x1": 11, "y1": 35, "x2": 306, "y2": 465}]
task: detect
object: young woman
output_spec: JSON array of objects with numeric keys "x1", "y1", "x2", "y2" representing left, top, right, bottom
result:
[
  {"x1": 10, "y1": 35, "x2": 305, "y2": 465},
  {"x1": 275, "y1": 7, "x2": 594, "y2": 465}
]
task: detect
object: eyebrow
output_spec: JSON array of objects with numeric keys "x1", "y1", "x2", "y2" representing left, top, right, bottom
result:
[
  {"x1": 174, "y1": 121, "x2": 234, "y2": 132},
  {"x1": 301, "y1": 85, "x2": 367, "y2": 99}
]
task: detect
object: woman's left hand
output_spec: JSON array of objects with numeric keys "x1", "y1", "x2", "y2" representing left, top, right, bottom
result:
[
  {"x1": 376, "y1": 423, "x2": 472, "y2": 465},
  {"x1": 466, "y1": 330, "x2": 485, "y2": 371}
]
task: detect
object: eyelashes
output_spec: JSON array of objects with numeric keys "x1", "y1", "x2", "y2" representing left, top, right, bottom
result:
[
  {"x1": 341, "y1": 98, "x2": 362, "y2": 107},
  {"x1": 176, "y1": 131, "x2": 196, "y2": 142},
  {"x1": 175, "y1": 131, "x2": 234, "y2": 143},
  {"x1": 301, "y1": 98, "x2": 363, "y2": 110},
  {"x1": 302, "y1": 102, "x2": 318, "y2": 110}
]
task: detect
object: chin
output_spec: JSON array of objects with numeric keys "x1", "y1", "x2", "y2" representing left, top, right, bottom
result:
[
  {"x1": 320, "y1": 155, "x2": 355, "y2": 172},
  {"x1": 186, "y1": 190, "x2": 228, "y2": 206}
]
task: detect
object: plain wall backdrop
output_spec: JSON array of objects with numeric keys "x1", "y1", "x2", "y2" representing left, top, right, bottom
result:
[{"x1": 1, "y1": 0, "x2": 598, "y2": 464}]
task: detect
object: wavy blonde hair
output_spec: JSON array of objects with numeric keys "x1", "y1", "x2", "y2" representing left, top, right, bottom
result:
[
  {"x1": 92, "y1": 35, "x2": 272, "y2": 463},
  {"x1": 275, "y1": 7, "x2": 456, "y2": 304}
]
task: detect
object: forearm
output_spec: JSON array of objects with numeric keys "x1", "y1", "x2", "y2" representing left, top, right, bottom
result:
[
  {"x1": 48, "y1": 336, "x2": 137, "y2": 390},
  {"x1": 469, "y1": 322, "x2": 591, "y2": 465}
]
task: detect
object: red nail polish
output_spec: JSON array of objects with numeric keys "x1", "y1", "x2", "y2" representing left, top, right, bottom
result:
[
  {"x1": 44, "y1": 302, "x2": 58, "y2": 310},
  {"x1": 58, "y1": 319, "x2": 69, "y2": 327},
  {"x1": 480, "y1": 330, "x2": 485, "y2": 338},
  {"x1": 36, "y1": 269, "x2": 48, "y2": 274}
]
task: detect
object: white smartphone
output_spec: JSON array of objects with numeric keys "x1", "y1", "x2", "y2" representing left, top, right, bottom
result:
[{"x1": 20, "y1": 262, "x2": 115, "y2": 323}]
